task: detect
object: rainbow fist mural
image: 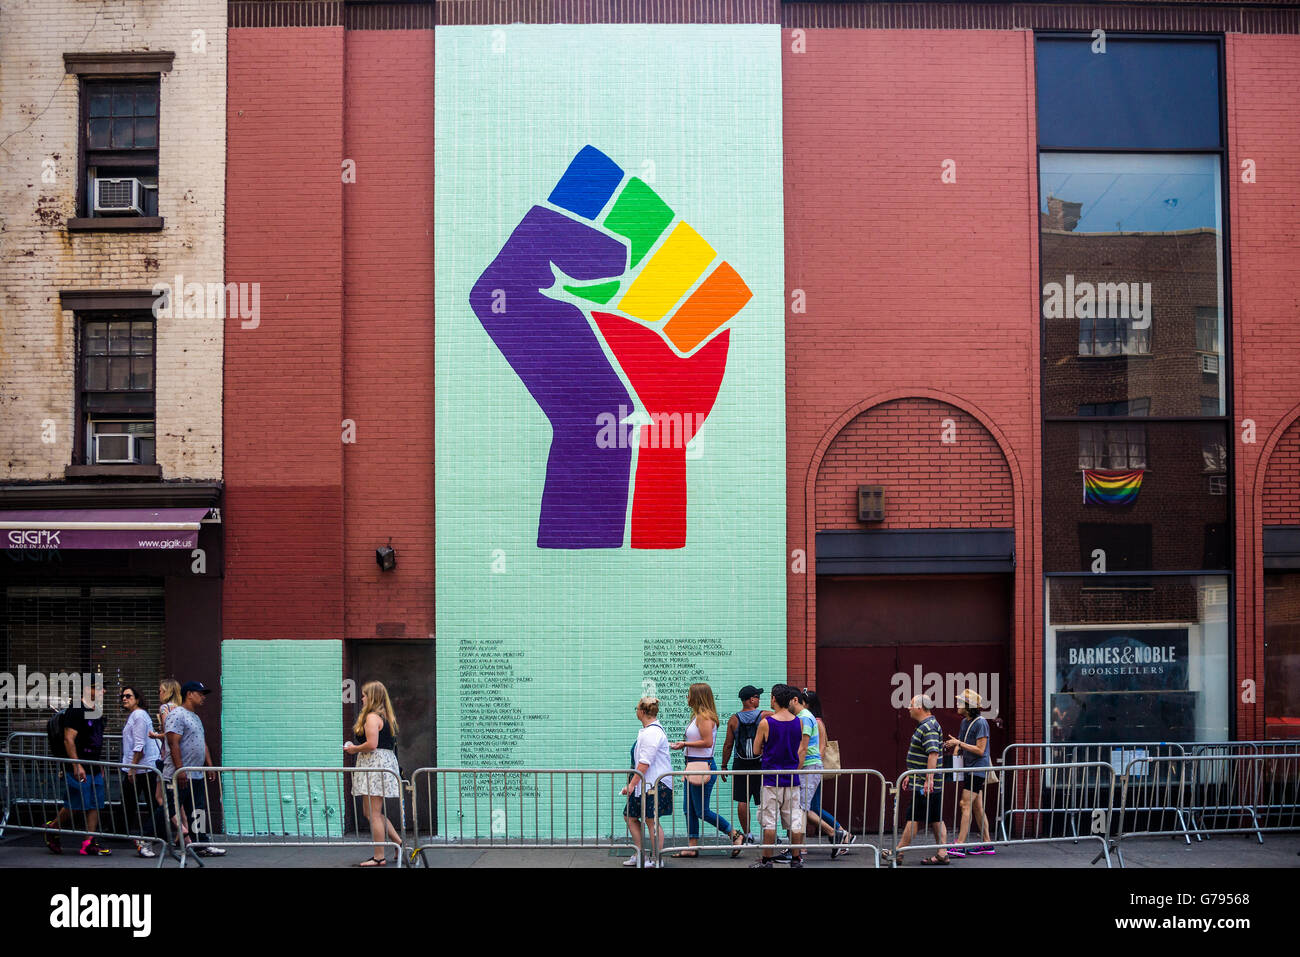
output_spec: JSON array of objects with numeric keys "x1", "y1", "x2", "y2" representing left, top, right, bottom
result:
[{"x1": 471, "y1": 147, "x2": 752, "y2": 550}]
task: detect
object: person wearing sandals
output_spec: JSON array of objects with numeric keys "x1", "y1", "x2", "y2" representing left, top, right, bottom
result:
[
  {"x1": 344, "y1": 680, "x2": 402, "y2": 867},
  {"x1": 620, "y1": 696, "x2": 673, "y2": 867},
  {"x1": 669, "y1": 683, "x2": 745, "y2": 859},
  {"x1": 888, "y1": 695, "x2": 950, "y2": 866},
  {"x1": 946, "y1": 688, "x2": 995, "y2": 858},
  {"x1": 793, "y1": 689, "x2": 855, "y2": 858}
]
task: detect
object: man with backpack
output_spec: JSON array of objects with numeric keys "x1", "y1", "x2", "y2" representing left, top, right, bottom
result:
[
  {"x1": 720, "y1": 685, "x2": 767, "y2": 846},
  {"x1": 44, "y1": 680, "x2": 110, "y2": 856}
]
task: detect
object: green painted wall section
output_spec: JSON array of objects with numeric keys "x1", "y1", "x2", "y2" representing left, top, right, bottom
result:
[{"x1": 221, "y1": 640, "x2": 344, "y2": 836}]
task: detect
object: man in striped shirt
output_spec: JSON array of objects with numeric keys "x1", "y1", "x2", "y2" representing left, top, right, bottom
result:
[{"x1": 892, "y1": 695, "x2": 950, "y2": 865}]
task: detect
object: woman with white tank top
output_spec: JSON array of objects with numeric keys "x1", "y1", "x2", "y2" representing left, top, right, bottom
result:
[{"x1": 669, "y1": 683, "x2": 745, "y2": 858}]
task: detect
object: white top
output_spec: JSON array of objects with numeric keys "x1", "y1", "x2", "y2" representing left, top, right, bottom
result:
[
  {"x1": 684, "y1": 716, "x2": 713, "y2": 759},
  {"x1": 633, "y1": 721, "x2": 672, "y2": 794},
  {"x1": 120, "y1": 707, "x2": 160, "y2": 770}
]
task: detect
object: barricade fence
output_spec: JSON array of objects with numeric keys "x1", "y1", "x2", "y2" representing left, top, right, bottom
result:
[
  {"x1": 4, "y1": 731, "x2": 126, "y2": 765},
  {"x1": 3, "y1": 748, "x2": 1297, "y2": 868},
  {"x1": 1000, "y1": 742, "x2": 1195, "y2": 844},
  {"x1": 0, "y1": 751, "x2": 171, "y2": 867},
  {"x1": 650, "y1": 768, "x2": 887, "y2": 867},
  {"x1": 1113, "y1": 752, "x2": 1300, "y2": 865},
  {"x1": 170, "y1": 766, "x2": 406, "y2": 868},
  {"x1": 408, "y1": 768, "x2": 647, "y2": 867},
  {"x1": 893, "y1": 762, "x2": 1117, "y2": 867}
]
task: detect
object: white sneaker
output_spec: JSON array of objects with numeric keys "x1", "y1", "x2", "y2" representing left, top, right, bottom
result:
[
  {"x1": 644, "y1": 860, "x2": 657, "y2": 868},
  {"x1": 622, "y1": 854, "x2": 641, "y2": 867},
  {"x1": 135, "y1": 842, "x2": 156, "y2": 859}
]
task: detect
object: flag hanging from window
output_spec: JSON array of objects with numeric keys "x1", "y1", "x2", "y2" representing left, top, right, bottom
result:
[{"x1": 1083, "y1": 469, "x2": 1144, "y2": 505}]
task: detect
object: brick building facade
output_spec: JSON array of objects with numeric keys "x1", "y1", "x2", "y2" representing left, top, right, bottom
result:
[{"x1": 0, "y1": 1, "x2": 227, "y2": 742}]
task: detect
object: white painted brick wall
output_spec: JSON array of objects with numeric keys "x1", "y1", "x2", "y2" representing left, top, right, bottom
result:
[{"x1": 0, "y1": 0, "x2": 226, "y2": 480}]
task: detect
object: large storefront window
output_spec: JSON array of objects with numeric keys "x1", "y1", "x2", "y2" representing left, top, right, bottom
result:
[
  {"x1": 1040, "y1": 153, "x2": 1225, "y2": 417},
  {"x1": 1043, "y1": 421, "x2": 1230, "y2": 572},
  {"x1": 1264, "y1": 573, "x2": 1300, "y2": 740},
  {"x1": 1047, "y1": 575, "x2": 1230, "y2": 742},
  {"x1": 1037, "y1": 34, "x2": 1230, "y2": 743}
]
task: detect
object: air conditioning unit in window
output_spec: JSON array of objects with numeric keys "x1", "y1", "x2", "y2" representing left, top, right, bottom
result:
[
  {"x1": 1200, "y1": 353, "x2": 1220, "y2": 375},
  {"x1": 93, "y1": 177, "x2": 144, "y2": 215},
  {"x1": 93, "y1": 433, "x2": 140, "y2": 464}
]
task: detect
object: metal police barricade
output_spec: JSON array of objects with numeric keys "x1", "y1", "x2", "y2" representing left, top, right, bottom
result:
[
  {"x1": 4, "y1": 730, "x2": 125, "y2": 764},
  {"x1": 1112, "y1": 751, "x2": 1300, "y2": 865},
  {"x1": 893, "y1": 761, "x2": 1117, "y2": 867},
  {"x1": 170, "y1": 765, "x2": 406, "y2": 868},
  {"x1": 0, "y1": 751, "x2": 171, "y2": 866},
  {"x1": 998, "y1": 742, "x2": 1186, "y2": 843},
  {"x1": 408, "y1": 768, "x2": 648, "y2": 867},
  {"x1": 651, "y1": 767, "x2": 887, "y2": 867},
  {"x1": 0, "y1": 736, "x2": 129, "y2": 839}
]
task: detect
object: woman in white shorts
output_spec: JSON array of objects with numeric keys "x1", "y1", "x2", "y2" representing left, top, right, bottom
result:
[{"x1": 344, "y1": 680, "x2": 402, "y2": 866}]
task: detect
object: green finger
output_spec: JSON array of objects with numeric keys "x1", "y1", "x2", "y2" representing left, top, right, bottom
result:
[{"x1": 602, "y1": 178, "x2": 674, "y2": 269}]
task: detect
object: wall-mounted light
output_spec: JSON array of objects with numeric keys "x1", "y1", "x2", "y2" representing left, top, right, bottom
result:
[{"x1": 375, "y1": 539, "x2": 396, "y2": 572}]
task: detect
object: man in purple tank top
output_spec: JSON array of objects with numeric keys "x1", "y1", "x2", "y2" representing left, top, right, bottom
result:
[{"x1": 750, "y1": 685, "x2": 809, "y2": 868}]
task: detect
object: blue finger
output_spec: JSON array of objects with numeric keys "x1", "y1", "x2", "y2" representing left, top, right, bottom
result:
[{"x1": 547, "y1": 145, "x2": 623, "y2": 220}]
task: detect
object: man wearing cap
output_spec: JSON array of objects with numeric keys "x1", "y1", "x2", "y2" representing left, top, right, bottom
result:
[
  {"x1": 720, "y1": 685, "x2": 768, "y2": 846},
  {"x1": 163, "y1": 681, "x2": 225, "y2": 857}
]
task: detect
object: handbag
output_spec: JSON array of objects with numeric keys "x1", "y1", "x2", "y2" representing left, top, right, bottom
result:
[
  {"x1": 685, "y1": 761, "x2": 710, "y2": 787},
  {"x1": 822, "y1": 739, "x2": 841, "y2": 771}
]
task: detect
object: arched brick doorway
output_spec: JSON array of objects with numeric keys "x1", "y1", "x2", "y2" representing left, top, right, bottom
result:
[{"x1": 812, "y1": 398, "x2": 1016, "y2": 784}]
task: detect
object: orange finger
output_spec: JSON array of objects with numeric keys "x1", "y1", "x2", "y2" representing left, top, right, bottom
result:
[{"x1": 661, "y1": 262, "x2": 752, "y2": 353}]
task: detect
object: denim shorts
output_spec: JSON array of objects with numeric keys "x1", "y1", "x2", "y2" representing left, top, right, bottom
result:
[{"x1": 64, "y1": 772, "x2": 107, "y2": 811}]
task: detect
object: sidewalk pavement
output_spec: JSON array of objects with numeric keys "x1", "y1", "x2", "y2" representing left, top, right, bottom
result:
[{"x1": 3, "y1": 832, "x2": 1298, "y2": 868}]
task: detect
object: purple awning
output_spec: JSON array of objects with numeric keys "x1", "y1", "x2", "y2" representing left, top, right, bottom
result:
[{"x1": 0, "y1": 508, "x2": 211, "y2": 550}]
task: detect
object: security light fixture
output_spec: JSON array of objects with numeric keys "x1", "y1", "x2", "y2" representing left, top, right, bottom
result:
[
  {"x1": 376, "y1": 540, "x2": 396, "y2": 572},
  {"x1": 858, "y1": 486, "x2": 885, "y2": 523}
]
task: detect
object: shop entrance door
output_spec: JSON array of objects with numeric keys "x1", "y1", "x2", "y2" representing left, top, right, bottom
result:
[
  {"x1": 815, "y1": 575, "x2": 1011, "y2": 825},
  {"x1": 349, "y1": 640, "x2": 436, "y2": 839}
]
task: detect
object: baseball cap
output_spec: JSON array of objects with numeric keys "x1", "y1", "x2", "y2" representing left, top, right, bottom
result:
[
  {"x1": 738, "y1": 685, "x2": 764, "y2": 700},
  {"x1": 181, "y1": 681, "x2": 213, "y2": 696}
]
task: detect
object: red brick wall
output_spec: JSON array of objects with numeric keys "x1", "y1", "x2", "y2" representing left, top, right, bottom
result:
[
  {"x1": 224, "y1": 27, "x2": 346, "y2": 638},
  {"x1": 341, "y1": 30, "x2": 436, "y2": 639},
  {"x1": 1227, "y1": 35, "x2": 1300, "y2": 738},
  {"x1": 783, "y1": 30, "x2": 1042, "y2": 740},
  {"x1": 224, "y1": 27, "x2": 437, "y2": 642},
  {"x1": 1263, "y1": 423, "x2": 1300, "y2": 525},
  {"x1": 815, "y1": 399, "x2": 1013, "y2": 530}
]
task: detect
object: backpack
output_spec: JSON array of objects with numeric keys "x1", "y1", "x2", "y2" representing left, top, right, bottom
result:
[
  {"x1": 47, "y1": 709, "x2": 67, "y2": 756},
  {"x1": 734, "y1": 710, "x2": 760, "y2": 761}
]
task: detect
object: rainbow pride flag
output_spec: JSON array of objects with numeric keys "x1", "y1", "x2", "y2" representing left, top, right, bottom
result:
[{"x1": 1084, "y1": 469, "x2": 1144, "y2": 505}]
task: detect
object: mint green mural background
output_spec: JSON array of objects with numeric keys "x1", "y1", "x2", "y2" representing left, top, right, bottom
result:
[
  {"x1": 435, "y1": 25, "x2": 786, "y2": 834},
  {"x1": 221, "y1": 640, "x2": 344, "y2": 836}
]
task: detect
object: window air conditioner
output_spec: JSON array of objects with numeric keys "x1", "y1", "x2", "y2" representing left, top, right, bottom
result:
[
  {"x1": 93, "y1": 433, "x2": 139, "y2": 464},
  {"x1": 93, "y1": 177, "x2": 144, "y2": 215},
  {"x1": 1200, "y1": 353, "x2": 1220, "y2": 375}
]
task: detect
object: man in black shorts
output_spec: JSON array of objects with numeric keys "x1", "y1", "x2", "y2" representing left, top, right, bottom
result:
[
  {"x1": 720, "y1": 685, "x2": 767, "y2": 844},
  {"x1": 891, "y1": 694, "x2": 950, "y2": 865}
]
